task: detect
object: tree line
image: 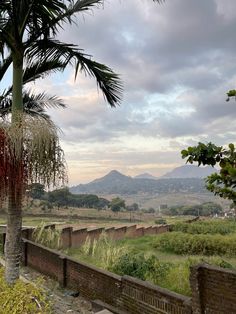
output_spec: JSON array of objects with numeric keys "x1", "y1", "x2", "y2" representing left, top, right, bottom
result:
[
  {"x1": 28, "y1": 183, "x2": 140, "y2": 212},
  {"x1": 162, "y1": 202, "x2": 223, "y2": 217}
]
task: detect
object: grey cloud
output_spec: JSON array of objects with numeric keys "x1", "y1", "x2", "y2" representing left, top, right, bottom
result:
[{"x1": 38, "y1": 0, "x2": 236, "y2": 147}]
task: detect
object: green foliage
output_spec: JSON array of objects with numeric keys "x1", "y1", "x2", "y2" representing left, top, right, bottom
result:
[
  {"x1": 154, "y1": 256, "x2": 232, "y2": 296},
  {"x1": 32, "y1": 223, "x2": 62, "y2": 250},
  {"x1": 46, "y1": 188, "x2": 109, "y2": 209},
  {"x1": 154, "y1": 232, "x2": 236, "y2": 256},
  {"x1": 163, "y1": 202, "x2": 222, "y2": 216},
  {"x1": 67, "y1": 232, "x2": 235, "y2": 296},
  {"x1": 0, "y1": 268, "x2": 52, "y2": 313},
  {"x1": 111, "y1": 253, "x2": 161, "y2": 280},
  {"x1": 109, "y1": 197, "x2": 126, "y2": 212},
  {"x1": 28, "y1": 183, "x2": 45, "y2": 200},
  {"x1": 155, "y1": 218, "x2": 167, "y2": 225},
  {"x1": 226, "y1": 89, "x2": 236, "y2": 101},
  {"x1": 173, "y1": 220, "x2": 236, "y2": 235},
  {"x1": 111, "y1": 252, "x2": 233, "y2": 296},
  {"x1": 181, "y1": 143, "x2": 236, "y2": 205},
  {"x1": 39, "y1": 200, "x2": 53, "y2": 211}
]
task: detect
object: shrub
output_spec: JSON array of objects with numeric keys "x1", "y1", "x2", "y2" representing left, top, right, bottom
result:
[
  {"x1": 110, "y1": 252, "x2": 234, "y2": 296},
  {"x1": 154, "y1": 232, "x2": 236, "y2": 256},
  {"x1": 0, "y1": 268, "x2": 52, "y2": 313},
  {"x1": 154, "y1": 257, "x2": 233, "y2": 296},
  {"x1": 155, "y1": 218, "x2": 167, "y2": 225},
  {"x1": 111, "y1": 253, "x2": 159, "y2": 280},
  {"x1": 172, "y1": 220, "x2": 236, "y2": 235}
]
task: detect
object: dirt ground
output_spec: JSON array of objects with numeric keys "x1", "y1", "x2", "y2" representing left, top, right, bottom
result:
[{"x1": 21, "y1": 266, "x2": 94, "y2": 314}]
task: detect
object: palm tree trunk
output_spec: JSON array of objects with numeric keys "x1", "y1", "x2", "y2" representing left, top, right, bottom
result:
[
  {"x1": 5, "y1": 181, "x2": 22, "y2": 284},
  {"x1": 5, "y1": 56, "x2": 24, "y2": 284}
]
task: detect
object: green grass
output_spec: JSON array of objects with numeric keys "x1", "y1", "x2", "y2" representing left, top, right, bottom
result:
[
  {"x1": 64, "y1": 232, "x2": 236, "y2": 296},
  {"x1": 173, "y1": 219, "x2": 236, "y2": 235}
]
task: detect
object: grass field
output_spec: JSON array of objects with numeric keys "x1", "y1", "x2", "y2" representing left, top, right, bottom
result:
[
  {"x1": 64, "y1": 218, "x2": 236, "y2": 296},
  {"x1": 0, "y1": 207, "x2": 194, "y2": 228}
]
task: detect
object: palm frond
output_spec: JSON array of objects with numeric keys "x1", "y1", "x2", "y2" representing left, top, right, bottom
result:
[
  {"x1": 22, "y1": 59, "x2": 66, "y2": 84},
  {"x1": 0, "y1": 90, "x2": 65, "y2": 121},
  {"x1": 26, "y1": 39, "x2": 123, "y2": 107},
  {"x1": 0, "y1": 55, "x2": 12, "y2": 81}
]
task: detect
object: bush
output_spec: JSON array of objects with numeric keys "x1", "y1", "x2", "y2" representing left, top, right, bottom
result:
[
  {"x1": 154, "y1": 256, "x2": 232, "y2": 296},
  {"x1": 173, "y1": 219, "x2": 236, "y2": 235},
  {"x1": 110, "y1": 252, "x2": 233, "y2": 296},
  {"x1": 111, "y1": 253, "x2": 171, "y2": 280},
  {"x1": 0, "y1": 268, "x2": 52, "y2": 313},
  {"x1": 155, "y1": 218, "x2": 167, "y2": 225},
  {"x1": 154, "y1": 232, "x2": 236, "y2": 256}
]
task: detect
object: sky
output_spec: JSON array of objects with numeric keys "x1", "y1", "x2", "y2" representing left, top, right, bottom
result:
[{"x1": 4, "y1": 0, "x2": 236, "y2": 185}]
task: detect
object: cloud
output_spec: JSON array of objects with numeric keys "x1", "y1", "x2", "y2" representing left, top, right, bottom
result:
[{"x1": 30, "y1": 0, "x2": 236, "y2": 183}]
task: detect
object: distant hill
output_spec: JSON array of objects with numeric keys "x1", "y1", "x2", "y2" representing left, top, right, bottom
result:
[
  {"x1": 134, "y1": 173, "x2": 158, "y2": 180},
  {"x1": 70, "y1": 169, "x2": 207, "y2": 195},
  {"x1": 162, "y1": 165, "x2": 216, "y2": 178}
]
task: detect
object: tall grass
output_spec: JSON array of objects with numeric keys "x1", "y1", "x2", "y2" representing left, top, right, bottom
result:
[
  {"x1": 80, "y1": 233, "x2": 127, "y2": 269},
  {"x1": 32, "y1": 223, "x2": 62, "y2": 250}
]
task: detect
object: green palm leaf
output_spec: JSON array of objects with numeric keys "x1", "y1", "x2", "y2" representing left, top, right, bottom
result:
[
  {"x1": 0, "y1": 90, "x2": 65, "y2": 121},
  {"x1": 26, "y1": 39, "x2": 122, "y2": 107}
]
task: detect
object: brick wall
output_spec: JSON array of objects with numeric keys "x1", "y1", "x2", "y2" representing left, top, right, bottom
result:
[
  {"x1": 190, "y1": 264, "x2": 236, "y2": 314},
  {"x1": 157, "y1": 225, "x2": 170, "y2": 234},
  {"x1": 66, "y1": 258, "x2": 122, "y2": 307},
  {"x1": 119, "y1": 276, "x2": 192, "y2": 314},
  {"x1": 59, "y1": 224, "x2": 170, "y2": 249},
  {"x1": 23, "y1": 240, "x2": 62, "y2": 280},
  {"x1": 21, "y1": 239, "x2": 192, "y2": 314},
  {"x1": 125, "y1": 225, "x2": 137, "y2": 237},
  {"x1": 71, "y1": 228, "x2": 88, "y2": 247},
  {"x1": 61, "y1": 227, "x2": 73, "y2": 249},
  {"x1": 112, "y1": 226, "x2": 127, "y2": 240},
  {"x1": 134, "y1": 227, "x2": 144, "y2": 237},
  {"x1": 143, "y1": 226, "x2": 156, "y2": 235},
  {"x1": 104, "y1": 227, "x2": 116, "y2": 239},
  {"x1": 87, "y1": 228, "x2": 104, "y2": 242}
]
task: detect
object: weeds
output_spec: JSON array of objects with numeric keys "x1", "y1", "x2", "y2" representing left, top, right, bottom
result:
[
  {"x1": 0, "y1": 268, "x2": 52, "y2": 313},
  {"x1": 32, "y1": 222, "x2": 62, "y2": 250},
  {"x1": 80, "y1": 233, "x2": 127, "y2": 269}
]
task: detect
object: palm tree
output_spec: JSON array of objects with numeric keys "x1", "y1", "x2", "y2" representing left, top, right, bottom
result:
[
  {"x1": 0, "y1": 0, "x2": 163, "y2": 284},
  {"x1": 0, "y1": 90, "x2": 65, "y2": 121}
]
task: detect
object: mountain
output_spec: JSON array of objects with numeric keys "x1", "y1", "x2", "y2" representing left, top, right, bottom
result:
[
  {"x1": 70, "y1": 170, "x2": 133, "y2": 194},
  {"x1": 162, "y1": 165, "x2": 216, "y2": 178},
  {"x1": 70, "y1": 169, "x2": 207, "y2": 195},
  {"x1": 134, "y1": 173, "x2": 158, "y2": 180}
]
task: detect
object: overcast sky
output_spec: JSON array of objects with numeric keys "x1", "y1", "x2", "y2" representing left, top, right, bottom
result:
[{"x1": 21, "y1": 0, "x2": 236, "y2": 184}]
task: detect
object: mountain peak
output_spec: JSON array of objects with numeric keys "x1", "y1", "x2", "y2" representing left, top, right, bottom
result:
[
  {"x1": 107, "y1": 170, "x2": 124, "y2": 176},
  {"x1": 162, "y1": 165, "x2": 216, "y2": 178},
  {"x1": 135, "y1": 173, "x2": 158, "y2": 180}
]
